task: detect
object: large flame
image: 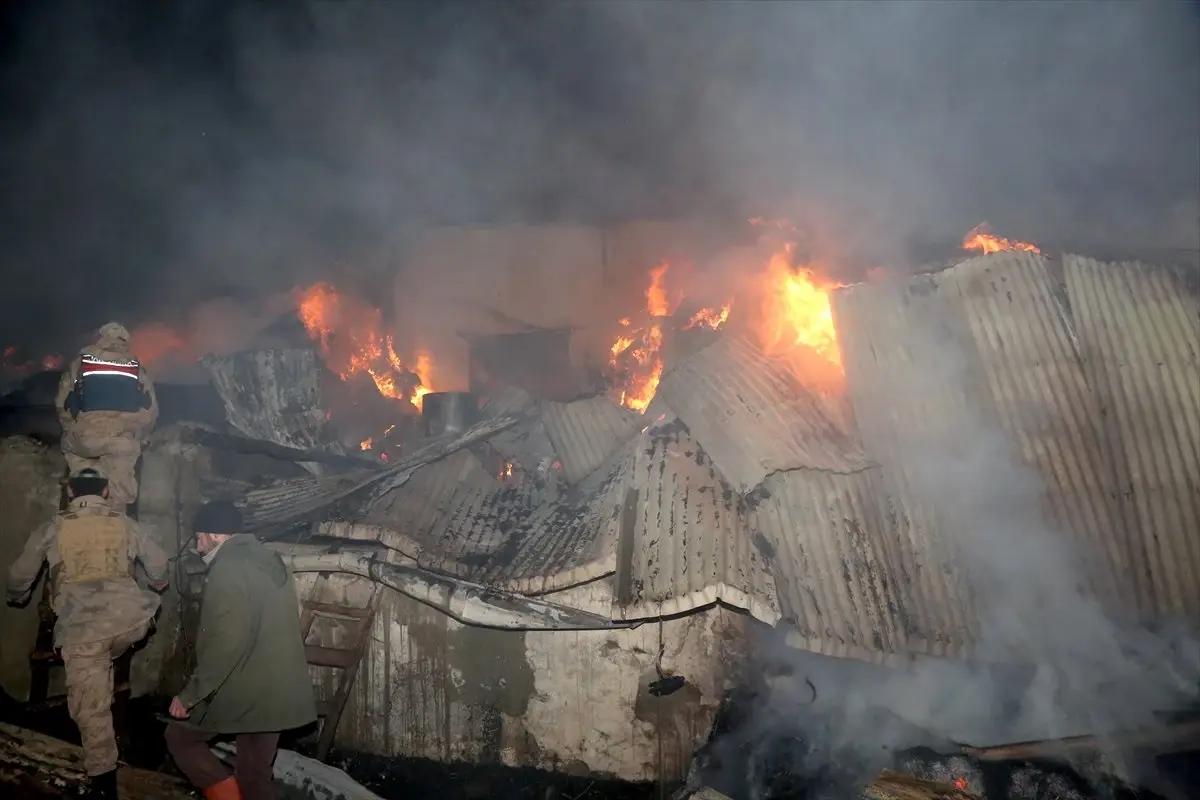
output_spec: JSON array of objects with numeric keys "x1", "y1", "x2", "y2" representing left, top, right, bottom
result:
[
  {"x1": 757, "y1": 243, "x2": 843, "y2": 367},
  {"x1": 294, "y1": 282, "x2": 436, "y2": 409},
  {"x1": 608, "y1": 262, "x2": 684, "y2": 411},
  {"x1": 962, "y1": 222, "x2": 1040, "y2": 255}
]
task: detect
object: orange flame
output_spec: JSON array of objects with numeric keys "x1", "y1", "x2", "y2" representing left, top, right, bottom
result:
[
  {"x1": 684, "y1": 301, "x2": 732, "y2": 331},
  {"x1": 2, "y1": 347, "x2": 64, "y2": 374},
  {"x1": 953, "y1": 777, "x2": 968, "y2": 791},
  {"x1": 294, "y1": 282, "x2": 436, "y2": 409},
  {"x1": 608, "y1": 262, "x2": 681, "y2": 411},
  {"x1": 360, "y1": 438, "x2": 373, "y2": 451},
  {"x1": 129, "y1": 323, "x2": 189, "y2": 367},
  {"x1": 962, "y1": 222, "x2": 1040, "y2": 255},
  {"x1": 758, "y1": 243, "x2": 843, "y2": 367}
]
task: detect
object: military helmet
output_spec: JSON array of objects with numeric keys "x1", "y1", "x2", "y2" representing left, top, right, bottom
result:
[
  {"x1": 98, "y1": 322, "x2": 131, "y2": 342},
  {"x1": 71, "y1": 467, "x2": 106, "y2": 481}
]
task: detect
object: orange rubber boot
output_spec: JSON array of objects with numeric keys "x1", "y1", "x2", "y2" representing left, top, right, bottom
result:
[{"x1": 202, "y1": 776, "x2": 242, "y2": 800}]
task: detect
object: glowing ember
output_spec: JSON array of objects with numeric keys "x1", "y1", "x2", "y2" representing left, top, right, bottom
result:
[
  {"x1": 499, "y1": 461, "x2": 514, "y2": 480},
  {"x1": 962, "y1": 222, "x2": 1040, "y2": 255},
  {"x1": 359, "y1": 438, "x2": 373, "y2": 451},
  {"x1": 758, "y1": 242, "x2": 843, "y2": 367},
  {"x1": 294, "y1": 282, "x2": 437, "y2": 410},
  {"x1": 953, "y1": 777, "x2": 968, "y2": 791}
]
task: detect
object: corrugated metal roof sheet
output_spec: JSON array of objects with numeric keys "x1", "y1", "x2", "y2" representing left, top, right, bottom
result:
[
  {"x1": 1064, "y1": 255, "x2": 1200, "y2": 619},
  {"x1": 833, "y1": 278, "x2": 982, "y2": 658},
  {"x1": 744, "y1": 466, "x2": 907, "y2": 661},
  {"x1": 366, "y1": 450, "x2": 496, "y2": 541},
  {"x1": 541, "y1": 395, "x2": 639, "y2": 483},
  {"x1": 937, "y1": 252, "x2": 1140, "y2": 611},
  {"x1": 239, "y1": 415, "x2": 521, "y2": 534},
  {"x1": 615, "y1": 423, "x2": 780, "y2": 624},
  {"x1": 361, "y1": 444, "x2": 631, "y2": 594},
  {"x1": 656, "y1": 334, "x2": 869, "y2": 494},
  {"x1": 203, "y1": 348, "x2": 343, "y2": 472}
]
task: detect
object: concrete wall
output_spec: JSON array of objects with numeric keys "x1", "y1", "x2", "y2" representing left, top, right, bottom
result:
[
  {"x1": 297, "y1": 568, "x2": 750, "y2": 782},
  {"x1": 0, "y1": 437, "x2": 64, "y2": 701}
]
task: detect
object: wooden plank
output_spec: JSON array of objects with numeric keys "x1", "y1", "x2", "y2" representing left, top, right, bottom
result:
[
  {"x1": 304, "y1": 645, "x2": 360, "y2": 670},
  {"x1": 315, "y1": 587, "x2": 380, "y2": 761},
  {"x1": 0, "y1": 722, "x2": 194, "y2": 799}
]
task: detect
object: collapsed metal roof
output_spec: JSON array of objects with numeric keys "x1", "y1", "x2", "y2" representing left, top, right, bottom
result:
[
  {"x1": 656, "y1": 334, "x2": 869, "y2": 493},
  {"x1": 198, "y1": 249, "x2": 1199, "y2": 661},
  {"x1": 615, "y1": 420, "x2": 779, "y2": 624}
]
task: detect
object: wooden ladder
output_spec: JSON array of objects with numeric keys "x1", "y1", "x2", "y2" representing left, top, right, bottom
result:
[{"x1": 300, "y1": 584, "x2": 380, "y2": 761}]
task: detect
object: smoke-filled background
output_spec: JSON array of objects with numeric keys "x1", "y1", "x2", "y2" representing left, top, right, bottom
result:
[
  {"x1": 2, "y1": 2, "x2": 1198, "y2": 794},
  {"x1": 0, "y1": 0, "x2": 1196, "y2": 355}
]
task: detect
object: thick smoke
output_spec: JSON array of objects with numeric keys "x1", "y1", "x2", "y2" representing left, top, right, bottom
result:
[
  {"x1": 693, "y1": 280, "x2": 1200, "y2": 799},
  {"x1": 1, "y1": 2, "x2": 1195, "y2": 353}
]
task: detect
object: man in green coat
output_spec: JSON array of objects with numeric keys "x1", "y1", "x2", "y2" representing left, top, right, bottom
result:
[{"x1": 164, "y1": 501, "x2": 316, "y2": 800}]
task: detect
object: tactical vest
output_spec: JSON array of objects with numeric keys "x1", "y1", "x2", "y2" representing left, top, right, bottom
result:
[
  {"x1": 75, "y1": 354, "x2": 145, "y2": 413},
  {"x1": 56, "y1": 511, "x2": 131, "y2": 584}
]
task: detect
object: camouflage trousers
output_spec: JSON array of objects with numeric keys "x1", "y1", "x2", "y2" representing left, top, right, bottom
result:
[
  {"x1": 60, "y1": 623, "x2": 149, "y2": 776},
  {"x1": 63, "y1": 452, "x2": 140, "y2": 508}
]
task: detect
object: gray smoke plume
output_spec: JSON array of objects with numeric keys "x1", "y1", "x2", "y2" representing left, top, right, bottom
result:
[
  {"x1": 696, "y1": 279, "x2": 1200, "y2": 799},
  {"x1": 1, "y1": 2, "x2": 1195, "y2": 354}
]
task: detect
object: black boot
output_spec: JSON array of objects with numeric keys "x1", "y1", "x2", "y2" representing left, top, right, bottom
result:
[{"x1": 86, "y1": 769, "x2": 118, "y2": 799}]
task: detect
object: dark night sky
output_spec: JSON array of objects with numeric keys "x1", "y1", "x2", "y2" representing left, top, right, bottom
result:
[{"x1": 0, "y1": 0, "x2": 1197, "y2": 353}]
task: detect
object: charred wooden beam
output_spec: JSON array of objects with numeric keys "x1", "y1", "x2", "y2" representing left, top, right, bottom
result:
[
  {"x1": 960, "y1": 719, "x2": 1200, "y2": 762},
  {"x1": 179, "y1": 424, "x2": 380, "y2": 470},
  {"x1": 0, "y1": 722, "x2": 194, "y2": 799}
]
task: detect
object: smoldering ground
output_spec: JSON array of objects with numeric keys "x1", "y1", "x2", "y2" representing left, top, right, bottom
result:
[{"x1": 1, "y1": 1, "x2": 1197, "y2": 357}]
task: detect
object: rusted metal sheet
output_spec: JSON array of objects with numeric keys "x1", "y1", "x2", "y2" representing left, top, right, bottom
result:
[
  {"x1": 656, "y1": 334, "x2": 869, "y2": 493},
  {"x1": 1065, "y1": 255, "x2": 1200, "y2": 620},
  {"x1": 541, "y1": 394, "x2": 639, "y2": 483},
  {"x1": 938, "y1": 253, "x2": 1141, "y2": 611},
  {"x1": 203, "y1": 348, "x2": 342, "y2": 469},
  {"x1": 833, "y1": 278, "x2": 981, "y2": 658},
  {"x1": 745, "y1": 466, "x2": 908, "y2": 661},
  {"x1": 616, "y1": 423, "x2": 779, "y2": 624}
]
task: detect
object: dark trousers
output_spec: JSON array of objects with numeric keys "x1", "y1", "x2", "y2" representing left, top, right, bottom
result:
[{"x1": 164, "y1": 722, "x2": 279, "y2": 799}]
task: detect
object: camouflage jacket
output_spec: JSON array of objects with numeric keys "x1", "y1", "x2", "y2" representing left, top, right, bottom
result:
[{"x1": 4, "y1": 496, "x2": 168, "y2": 647}]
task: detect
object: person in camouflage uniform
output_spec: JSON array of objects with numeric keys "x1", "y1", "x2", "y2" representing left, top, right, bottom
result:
[
  {"x1": 5, "y1": 468, "x2": 169, "y2": 799},
  {"x1": 55, "y1": 322, "x2": 159, "y2": 510}
]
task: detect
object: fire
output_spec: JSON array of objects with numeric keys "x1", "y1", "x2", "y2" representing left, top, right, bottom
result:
[
  {"x1": 2, "y1": 347, "x2": 63, "y2": 374},
  {"x1": 608, "y1": 262, "x2": 680, "y2": 412},
  {"x1": 294, "y1": 282, "x2": 437, "y2": 410},
  {"x1": 360, "y1": 438, "x2": 373, "y2": 451},
  {"x1": 953, "y1": 777, "x2": 968, "y2": 791},
  {"x1": 499, "y1": 461, "x2": 514, "y2": 480},
  {"x1": 962, "y1": 222, "x2": 1040, "y2": 255},
  {"x1": 129, "y1": 322, "x2": 189, "y2": 366},
  {"x1": 684, "y1": 302, "x2": 732, "y2": 331},
  {"x1": 758, "y1": 243, "x2": 843, "y2": 367}
]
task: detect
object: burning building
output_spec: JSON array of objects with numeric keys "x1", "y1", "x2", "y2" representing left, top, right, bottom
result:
[{"x1": 1, "y1": 218, "x2": 1198, "y2": 797}]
